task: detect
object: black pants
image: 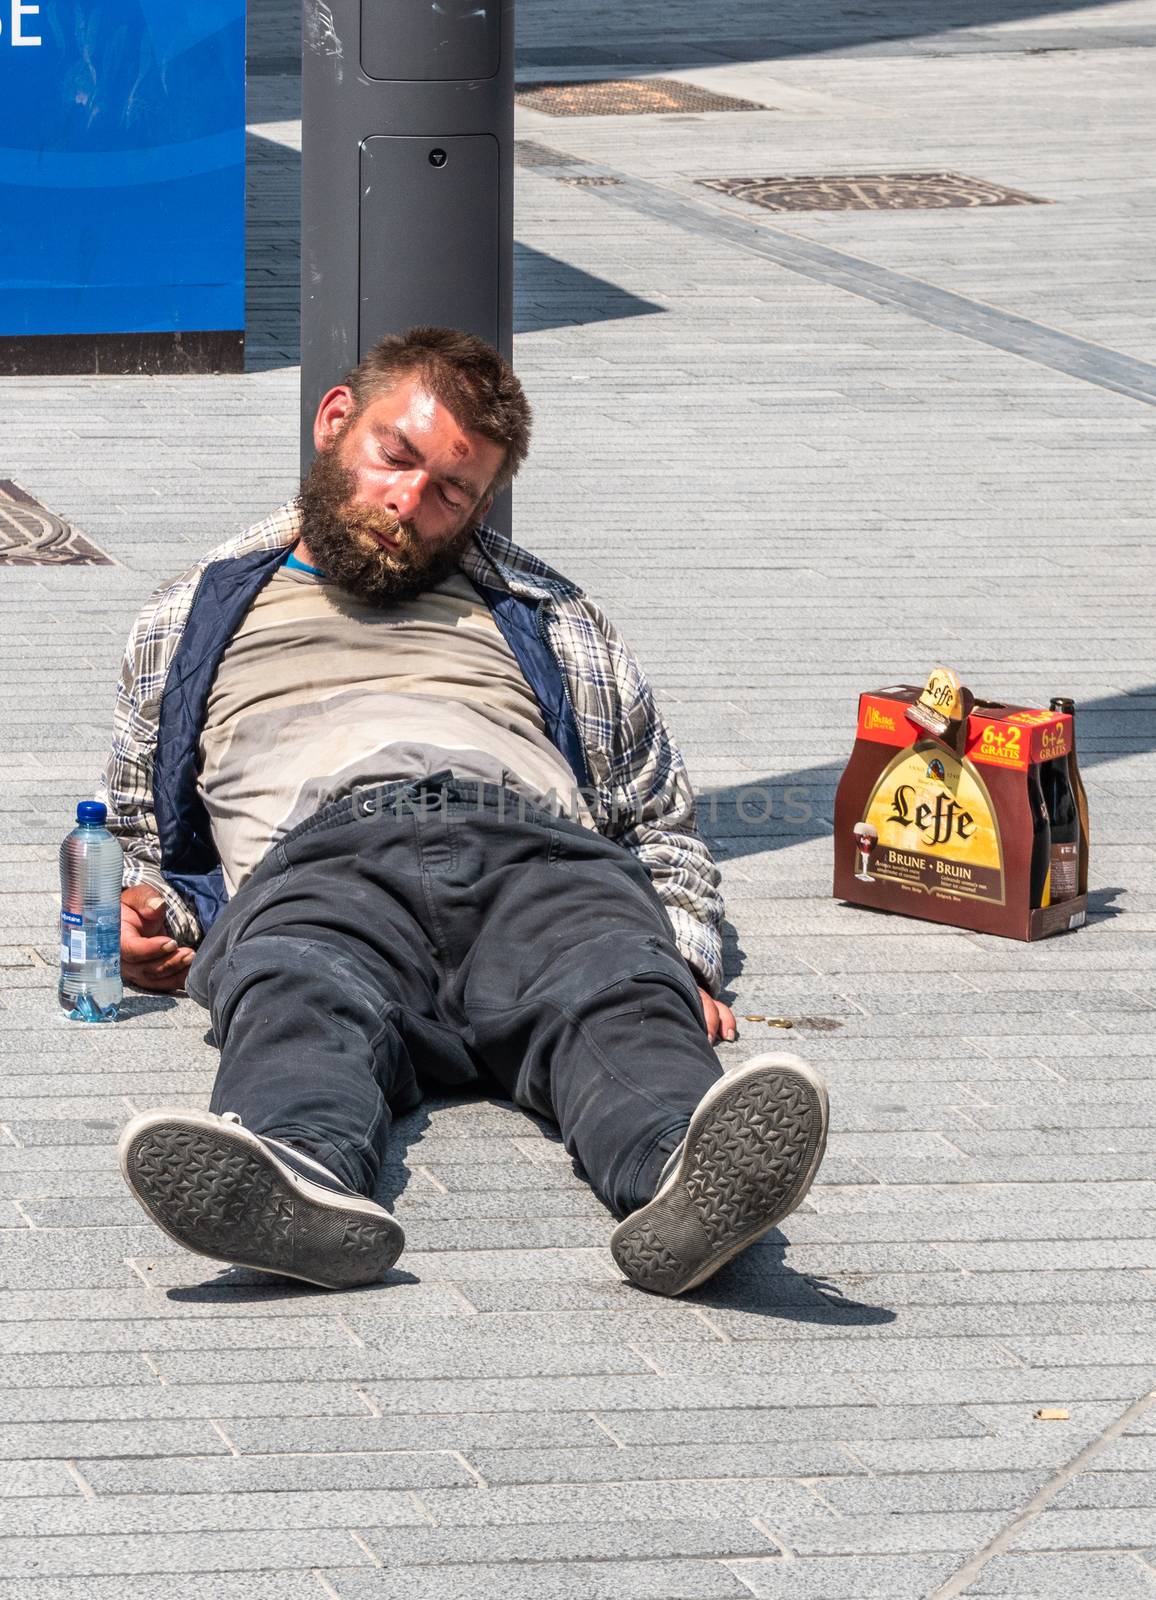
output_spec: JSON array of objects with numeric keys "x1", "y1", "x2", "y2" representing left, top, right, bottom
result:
[{"x1": 186, "y1": 776, "x2": 722, "y2": 1217}]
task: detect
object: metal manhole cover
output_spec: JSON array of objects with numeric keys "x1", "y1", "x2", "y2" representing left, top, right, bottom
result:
[
  {"x1": 516, "y1": 78, "x2": 766, "y2": 116},
  {"x1": 0, "y1": 481, "x2": 112, "y2": 565},
  {"x1": 513, "y1": 139, "x2": 583, "y2": 169},
  {"x1": 696, "y1": 172, "x2": 1049, "y2": 211}
]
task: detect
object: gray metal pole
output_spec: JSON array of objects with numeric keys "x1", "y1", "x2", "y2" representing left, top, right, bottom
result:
[{"x1": 300, "y1": 0, "x2": 515, "y2": 529}]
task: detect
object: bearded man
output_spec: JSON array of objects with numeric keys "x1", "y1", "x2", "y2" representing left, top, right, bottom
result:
[{"x1": 106, "y1": 326, "x2": 828, "y2": 1297}]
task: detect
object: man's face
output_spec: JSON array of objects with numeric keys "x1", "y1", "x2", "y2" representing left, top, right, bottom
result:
[{"x1": 299, "y1": 373, "x2": 507, "y2": 604}]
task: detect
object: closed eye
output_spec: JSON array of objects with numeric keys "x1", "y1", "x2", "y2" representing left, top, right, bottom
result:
[{"x1": 379, "y1": 444, "x2": 463, "y2": 509}]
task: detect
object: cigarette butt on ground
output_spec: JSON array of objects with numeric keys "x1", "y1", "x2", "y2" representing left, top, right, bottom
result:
[{"x1": 1033, "y1": 1408, "x2": 1070, "y2": 1421}]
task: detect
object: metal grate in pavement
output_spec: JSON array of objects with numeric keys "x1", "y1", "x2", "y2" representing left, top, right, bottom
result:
[
  {"x1": 513, "y1": 140, "x2": 584, "y2": 168},
  {"x1": 0, "y1": 480, "x2": 112, "y2": 565},
  {"x1": 555, "y1": 174, "x2": 624, "y2": 187},
  {"x1": 515, "y1": 78, "x2": 766, "y2": 116},
  {"x1": 696, "y1": 171, "x2": 1050, "y2": 211}
]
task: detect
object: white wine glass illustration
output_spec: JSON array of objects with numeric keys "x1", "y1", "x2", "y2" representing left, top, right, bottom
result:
[{"x1": 853, "y1": 821, "x2": 878, "y2": 882}]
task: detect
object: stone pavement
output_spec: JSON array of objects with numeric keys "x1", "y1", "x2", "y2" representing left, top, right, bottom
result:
[{"x1": 2, "y1": 0, "x2": 1155, "y2": 1593}]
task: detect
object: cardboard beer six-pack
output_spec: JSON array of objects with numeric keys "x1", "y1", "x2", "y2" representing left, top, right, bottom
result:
[{"x1": 833, "y1": 668, "x2": 1090, "y2": 940}]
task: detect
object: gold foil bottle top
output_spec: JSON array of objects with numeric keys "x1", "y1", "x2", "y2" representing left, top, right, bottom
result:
[{"x1": 906, "y1": 666, "x2": 966, "y2": 739}]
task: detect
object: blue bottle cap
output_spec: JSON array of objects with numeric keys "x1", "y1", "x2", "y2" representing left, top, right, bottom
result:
[{"x1": 76, "y1": 800, "x2": 107, "y2": 825}]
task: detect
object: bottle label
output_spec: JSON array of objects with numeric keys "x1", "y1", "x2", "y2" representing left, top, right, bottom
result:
[
  {"x1": 60, "y1": 910, "x2": 85, "y2": 965},
  {"x1": 59, "y1": 911, "x2": 119, "y2": 969},
  {"x1": 856, "y1": 740, "x2": 1005, "y2": 906},
  {"x1": 1050, "y1": 842, "x2": 1079, "y2": 903}
]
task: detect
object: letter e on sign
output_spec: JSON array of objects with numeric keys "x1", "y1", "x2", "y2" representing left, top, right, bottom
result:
[{"x1": 5, "y1": 1, "x2": 43, "y2": 45}]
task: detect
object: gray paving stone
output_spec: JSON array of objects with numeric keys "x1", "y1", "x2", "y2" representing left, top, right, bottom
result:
[
  {"x1": 723, "y1": 1554, "x2": 964, "y2": 1599},
  {"x1": 0, "y1": 1530, "x2": 370, "y2": 1578},
  {"x1": 358, "y1": 1371, "x2": 867, "y2": 1415},
  {"x1": 224, "y1": 1412, "x2": 611, "y2": 1454},
  {"x1": 806, "y1": 1210, "x2": 1156, "y2": 1245},
  {"x1": 0, "y1": 1283, "x2": 468, "y2": 1320},
  {"x1": 964, "y1": 1402, "x2": 1125, "y2": 1440},
  {"x1": 346, "y1": 1307, "x2": 725, "y2": 1347},
  {"x1": 79, "y1": 1452, "x2": 475, "y2": 1495},
  {"x1": 793, "y1": 1270, "x2": 1156, "y2": 1305},
  {"x1": 325, "y1": 1557, "x2": 751, "y2": 1598},
  {"x1": 0, "y1": 1580, "x2": 327, "y2": 1600},
  {"x1": 631, "y1": 1337, "x2": 1020, "y2": 1376},
  {"x1": 147, "y1": 1247, "x2": 619, "y2": 1289},
  {"x1": 151, "y1": 1341, "x2": 651, "y2": 1384},
  {"x1": 418, "y1": 1476, "x2": 823, "y2": 1527},
  {"x1": 854, "y1": 1366, "x2": 1156, "y2": 1407},
  {"x1": 0, "y1": 1488, "x2": 428, "y2": 1537},
  {"x1": 389, "y1": 1189, "x2": 606, "y2": 1219},
  {"x1": 940, "y1": 1239, "x2": 1156, "y2": 1272},
  {"x1": 1051, "y1": 1472, "x2": 1156, "y2": 1510},
  {"x1": 0, "y1": 1421, "x2": 231, "y2": 1460},
  {"x1": 354, "y1": 1518, "x2": 776, "y2": 1565},
  {"x1": 0, "y1": 1353, "x2": 161, "y2": 1388},
  {"x1": 1006, "y1": 1335, "x2": 1156, "y2": 1368},
  {"x1": 0, "y1": 1460, "x2": 83, "y2": 1498},
  {"x1": 961, "y1": 1551, "x2": 1156, "y2": 1595},
  {"x1": 846, "y1": 1432, "x2": 1101, "y2": 1476},
  {"x1": 1008, "y1": 1508, "x2": 1156, "y2": 1550},
  {"x1": 602, "y1": 1404, "x2": 984, "y2": 1445},
  {"x1": 1089, "y1": 1437, "x2": 1156, "y2": 1472},
  {"x1": 391, "y1": 1164, "x2": 585, "y2": 1191},
  {"x1": 817, "y1": 1470, "x2": 1047, "y2": 1515},
  {"x1": 779, "y1": 1510, "x2": 1010, "y2": 1555},
  {"x1": 0, "y1": 1315, "x2": 356, "y2": 1353},
  {"x1": 708, "y1": 1301, "x2": 1156, "y2": 1342},
  {"x1": 0, "y1": 1382, "x2": 375, "y2": 1423},
  {"x1": 468, "y1": 1442, "x2": 859, "y2": 1485}
]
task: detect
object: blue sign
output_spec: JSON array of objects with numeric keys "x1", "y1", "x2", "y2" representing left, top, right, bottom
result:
[{"x1": 0, "y1": 2, "x2": 245, "y2": 337}]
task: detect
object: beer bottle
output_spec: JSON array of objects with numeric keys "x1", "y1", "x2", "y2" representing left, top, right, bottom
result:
[
  {"x1": 1050, "y1": 696, "x2": 1090, "y2": 896},
  {"x1": 1040, "y1": 753, "x2": 1080, "y2": 903},
  {"x1": 1028, "y1": 763, "x2": 1052, "y2": 909}
]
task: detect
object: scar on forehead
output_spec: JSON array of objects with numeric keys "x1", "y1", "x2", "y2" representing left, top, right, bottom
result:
[{"x1": 449, "y1": 439, "x2": 469, "y2": 460}]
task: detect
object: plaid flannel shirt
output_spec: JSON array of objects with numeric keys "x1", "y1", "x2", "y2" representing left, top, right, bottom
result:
[{"x1": 98, "y1": 501, "x2": 725, "y2": 994}]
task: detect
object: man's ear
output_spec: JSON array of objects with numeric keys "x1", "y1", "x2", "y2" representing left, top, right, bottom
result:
[
  {"x1": 313, "y1": 386, "x2": 355, "y2": 453},
  {"x1": 476, "y1": 495, "x2": 494, "y2": 525}
]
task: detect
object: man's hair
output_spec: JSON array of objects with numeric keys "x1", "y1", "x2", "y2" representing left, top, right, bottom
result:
[{"x1": 342, "y1": 326, "x2": 532, "y2": 502}]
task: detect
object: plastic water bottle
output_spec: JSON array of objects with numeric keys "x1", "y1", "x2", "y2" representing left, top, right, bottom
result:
[{"x1": 58, "y1": 801, "x2": 123, "y2": 1023}]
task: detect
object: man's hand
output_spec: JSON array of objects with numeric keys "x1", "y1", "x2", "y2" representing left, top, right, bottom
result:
[
  {"x1": 698, "y1": 987, "x2": 737, "y2": 1045},
  {"x1": 120, "y1": 885, "x2": 195, "y2": 992}
]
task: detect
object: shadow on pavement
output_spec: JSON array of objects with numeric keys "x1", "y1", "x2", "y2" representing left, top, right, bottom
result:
[
  {"x1": 244, "y1": 131, "x2": 664, "y2": 372},
  {"x1": 637, "y1": 1230, "x2": 899, "y2": 1326},
  {"x1": 116, "y1": 993, "x2": 180, "y2": 1021},
  {"x1": 248, "y1": 0, "x2": 1137, "y2": 77},
  {"x1": 513, "y1": 0, "x2": 1134, "y2": 68},
  {"x1": 163, "y1": 1266, "x2": 420, "y2": 1300}
]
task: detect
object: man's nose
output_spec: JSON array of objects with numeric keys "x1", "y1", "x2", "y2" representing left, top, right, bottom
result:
[{"x1": 385, "y1": 468, "x2": 428, "y2": 519}]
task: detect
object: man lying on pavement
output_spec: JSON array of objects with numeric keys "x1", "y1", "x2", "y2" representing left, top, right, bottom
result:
[{"x1": 104, "y1": 324, "x2": 828, "y2": 1296}]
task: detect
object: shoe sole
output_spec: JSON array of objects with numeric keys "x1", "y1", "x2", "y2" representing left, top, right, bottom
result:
[
  {"x1": 119, "y1": 1109, "x2": 404, "y2": 1291},
  {"x1": 610, "y1": 1054, "x2": 829, "y2": 1297}
]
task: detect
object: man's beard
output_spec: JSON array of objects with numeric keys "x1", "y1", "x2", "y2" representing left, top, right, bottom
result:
[{"x1": 298, "y1": 441, "x2": 475, "y2": 605}]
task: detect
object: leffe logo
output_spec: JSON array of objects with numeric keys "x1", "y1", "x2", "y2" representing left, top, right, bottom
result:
[{"x1": 886, "y1": 783, "x2": 975, "y2": 847}]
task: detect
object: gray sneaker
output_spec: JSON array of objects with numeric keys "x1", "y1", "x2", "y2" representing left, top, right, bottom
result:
[
  {"x1": 119, "y1": 1107, "x2": 404, "y2": 1290},
  {"x1": 610, "y1": 1052, "x2": 829, "y2": 1297}
]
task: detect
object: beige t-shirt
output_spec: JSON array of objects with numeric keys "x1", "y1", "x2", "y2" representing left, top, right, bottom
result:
[{"x1": 198, "y1": 561, "x2": 590, "y2": 894}]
